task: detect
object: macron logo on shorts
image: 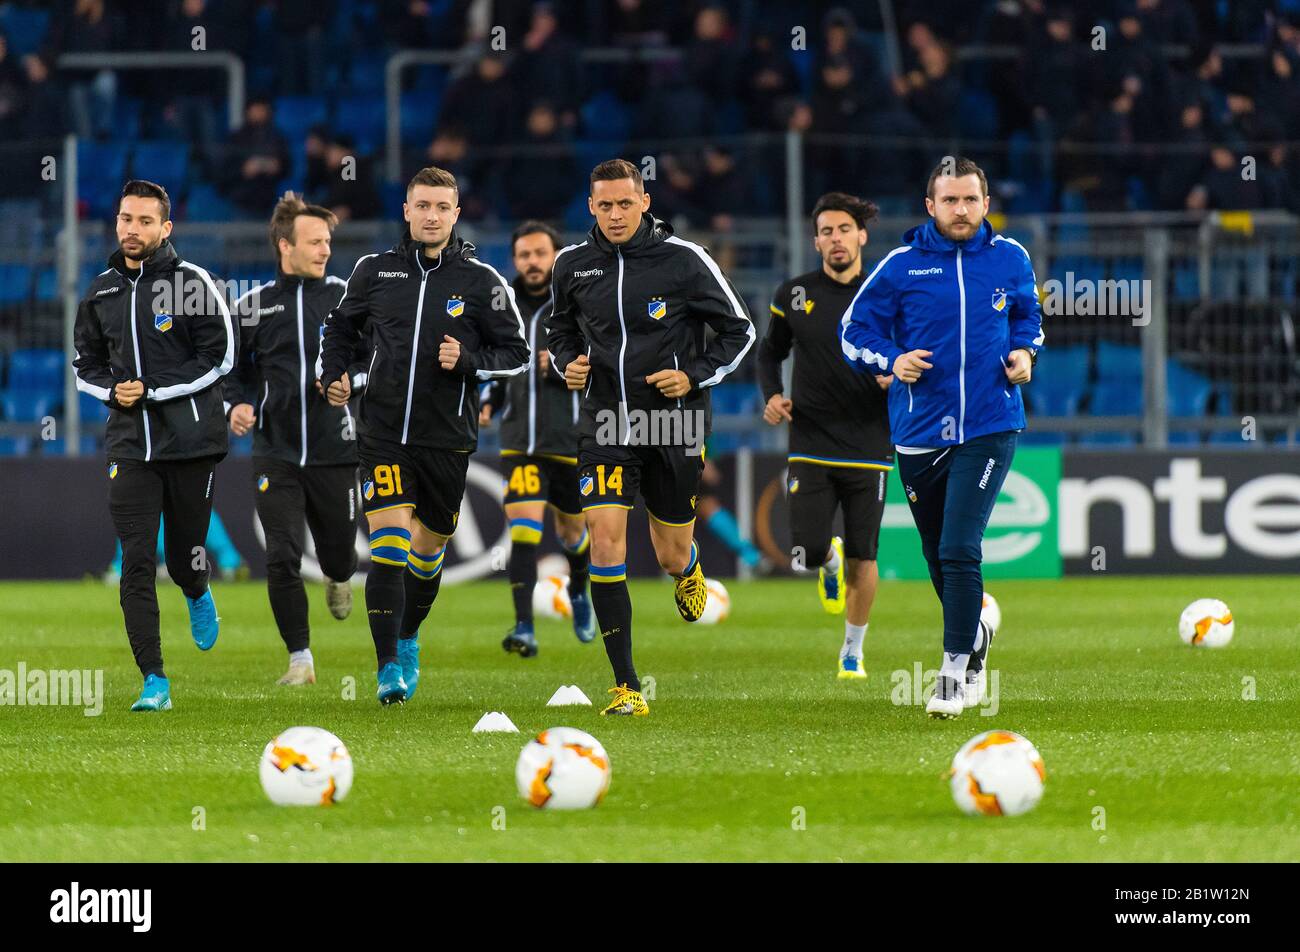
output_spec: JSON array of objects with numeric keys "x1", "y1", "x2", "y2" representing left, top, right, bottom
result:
[{"x1": 978, "y1": 457, "x2": 996, "y2": 490}]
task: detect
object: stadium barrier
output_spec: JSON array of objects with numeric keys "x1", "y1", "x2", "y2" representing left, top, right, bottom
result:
[{"x1": 5, "y1": 449, "x2": 1296, "y2": 580}]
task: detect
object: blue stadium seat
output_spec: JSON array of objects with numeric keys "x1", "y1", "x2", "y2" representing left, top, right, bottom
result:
[
  {"x1": 7, "y1": 348, "x2": 64, "y2": 390},
  {"x1": 41, "y1": 435, "x2": 101, "y2": 456},
  {"x1": 1079, "y1": 379, "x2": 1140, "y2": 444},
  {"x1": 132, "y1": 141, "x2": 191, "y2": 195},
  {"x1": 2, "y1": 390, "x2": 61, "y2": 422},
  {"x1": 34, "y1": 266, "x2": 57, "y2": 302},
  {"x1": 0, "y1": 199, "x2": 41, "y2": 245},
  {"x1": 79, "y1": 390, "x2": 111, "y2": 422},
  {"x1": 77, "y1": 142, "x2": 130, "y2": 220},
  {"x1": 0, "y1": 264, "x2": 33, "y2": 304},
  {"x1": 1172, "y1": 262, "x2": 1200, "y2": 301},
  {"x1": 1095, "y1": 341, "x2": 1143, "y2": 381},
  {"x1": 0, "y1": 5, "x2": 51, "y2": 56},
  {"x1": 580, "y1": 92, "x2": 631, "y2": 144},
  {"x1": 274, "y1": 95, "x2": 329, "y2": 142},
  {"x1": 958, "y1": 89, "x2": 999, "y2": 140},
  {"x1": 0, "y1": 436, "x2": 33, "y2": 456},
  {"x1": 400, "y1": 90, "x2": 442, "y2": 146},
  {"x1": 1023, "y1": 344, "x2": 1089, "y2": 418},
  {"x1": 345, "y1": 52, "x2": 387, "y2": 94},
  {"x1": 335, "y1": 95, "x2": 385, "y2": 155},
  {"x1": 184, "y1": 183, "x2": 237, "y2": 222},
  {"x1": 1167, "y1": 359, "x2": 1212, "y2": 443}
]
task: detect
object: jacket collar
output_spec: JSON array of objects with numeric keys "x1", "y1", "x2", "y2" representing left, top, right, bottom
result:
[
  {"x1": 588, "y1": 211, "x2": 673, "y2": 256},
  {"x1": 395, "y1": 229, "x2": 477, "y2": 271},
  {"x1": 274, "y1": 266, "x2": 325, "y2": 290},
  {"x1": 109, "y1": 238, "x2": 180, "y2": 279},
  {"x1": 902, "y1": 218, "x2": 994, "y2": 254}
]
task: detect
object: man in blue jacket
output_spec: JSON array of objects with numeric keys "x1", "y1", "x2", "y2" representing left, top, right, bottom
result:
[{"x1": 839, "y1": 157, "x2": 1044, "y2": 718}]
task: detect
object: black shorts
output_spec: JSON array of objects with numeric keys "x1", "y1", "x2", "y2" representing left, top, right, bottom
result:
[
  {"x1": 358, "y1": 435, "x2": 469, "y2": 537},
  {"x1": 578, "y1": 443, "x2": 704, "y2": 526},
  {"x1": 787, "y1": 460, "x2": 888, "y2": 560},
  {"x1": 499, "y1": 451, "x2": 581, "y2": 515}
]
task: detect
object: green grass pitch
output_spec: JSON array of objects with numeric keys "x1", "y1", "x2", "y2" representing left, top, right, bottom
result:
[{"x1": 1, "y1": 576, "x2": 1296, "y2": 862}]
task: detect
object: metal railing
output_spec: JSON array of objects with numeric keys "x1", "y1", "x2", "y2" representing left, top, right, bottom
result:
[{"x1": 56, "y1": 52, "x2": 246, "y2": 131}]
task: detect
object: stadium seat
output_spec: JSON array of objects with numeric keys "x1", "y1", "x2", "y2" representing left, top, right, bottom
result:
[
  {"x1": 345, "y1": 51, "x2": 387, "y2": 94},
  {"x1": 958, "y1": 89, "x2": 999, "y2": 140},
  {"x1": 0, "y1": 199, "x2": 41, "y2": 245},
  {"x1": 400, "y1": 90, "x2": 443, "y2": 145},
  {"x1": 131, "y1": 141, "x2": 191, "y2": 195},
  {"x1": 274, "y1": 96, "x2": 330, "y2": 143},
  {"x1": 184, "y1": 183, "x2": 237, "y2": 222},
  {"x1": 1023, "y1": 344, "x2": 1090, "y2": 419},
  {"x1": 78, "y1": 390, "x2": 111, "y2": 423},
  {"x1": 77, "y1": 142, "x2": 130, "y2": 220},
  {"x1": 1079, "y1": 379, "x2": 1140, "y2": 444},
  {"x1": 34, "y1": 266, "x2": 57, "y2": 302},
  {"x1": 1167, "y1": 359, "x2": 1212, "y2": 443},
  {"x1": 6, "y1": 349, "x2": 64, "y2": 391},
  {"x1": 0, "y1": 264, "x2": 33, "y2": 304},
  {"x1": 0, "y1": 5, "x2": 51, "y2": 56},
  {"x1": 41, "y1": 435, "x2": 101, "y2": 456},
  {"x1": 0, "y1": 436, "x2": 33, "y2": 456},
  {"x1": 335, "y1": 95, "x2": 385, "y2": 155},
  {"x1": 580, "y1": 92, "x2": 631, "y2": 144},
  {"x1": 1095, "y1": 341, "x2": 1143, "y2": 381},
  {"x1": 2, "y1": 390, "x2": 61, "y2": 422}
]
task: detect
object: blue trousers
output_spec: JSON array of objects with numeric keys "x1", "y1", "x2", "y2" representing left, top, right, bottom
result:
[{"x1": 896, "y1": 431, "x2": 1017, "y2": 655}]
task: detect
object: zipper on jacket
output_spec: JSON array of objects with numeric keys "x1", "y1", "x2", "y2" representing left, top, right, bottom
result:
[
  {"x1": 907, "y1": 382, "x2": 914, "y2": 412},
  {"x1": 258, "y1": 380, "x2": 269, "y2": 429},
  {"x1": 526, "y1": 310, "x2": 538, "y2": 453},
  {"x1": 457, "y1": 378, "x2": 466, "y2": 417},
  {"x1": 671, "y1": 354, "x2": 683, "y2": 409},
  {"x1": 189, "y1": 396, "x2": 199, "y2": 421},
  {"x1": 361, "y1": 346, "x2": 377, "y2": 417},
  {"x1": 296, "y1": 284, "x2": 308, "y2": 466},
  {"x1": 615, "y1": 249, "x2": 630, "y2": 443},
  {"x1": 127, "y1": 275, "x2": 152, "y2": 461},
  {"x1": 584, "y1": 344, "x2": 593, "y2": 399},
  {"x1": 956, "y1": 247, "x2": 966, "y2": 443},
  {"x1": 402, "y1": 271, "x2": 430, "y2": 444}
]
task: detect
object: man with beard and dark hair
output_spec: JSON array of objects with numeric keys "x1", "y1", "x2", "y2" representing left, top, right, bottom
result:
[
  {"x1": 840, "y1": 157, "x2": 1044, "y2": 719},
  {"x1": 480, "y1": 220, "x2": 595, "y2": 657},
  {"x1": 759, "y1": 192, "x2": 893, "y2": 681},
  {"x1": 72, "y1": 179, "x2": 236, "y2": 712}
]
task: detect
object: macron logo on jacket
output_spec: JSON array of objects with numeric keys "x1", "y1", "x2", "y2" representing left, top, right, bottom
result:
[{"x1": 839, "y1": 219, "x2": 1045, "y2": 449}]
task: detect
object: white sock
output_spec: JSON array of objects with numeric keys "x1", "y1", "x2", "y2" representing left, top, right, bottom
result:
[
  {"x1": 841, "y1": 622, "x2": 867, "y2": 657},
  {"x1": 940, "y1": 651, "x2": 969, "y2": 681},
  {"x1": 822, "y1": 544, "x2": 842, "y2": 575},
  {"x1": 290, "y1": 648, "x2": 313, "y2": 666}
]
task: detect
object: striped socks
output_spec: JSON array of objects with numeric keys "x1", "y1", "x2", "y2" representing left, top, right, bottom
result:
[
  {"x1": 366, "y1": 526, "x2": 411, "y2": 668},
  {"x1": 401, "y1": 544, "x2": 445, "y2": 639},
  {"x1": 590, "y1": 561, "x2": 636, "y2": 690}
]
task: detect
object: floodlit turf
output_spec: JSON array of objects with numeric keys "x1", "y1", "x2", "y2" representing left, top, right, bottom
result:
[{"x1": 0, "y1": 576, "x2": 1297, "y2": 862}]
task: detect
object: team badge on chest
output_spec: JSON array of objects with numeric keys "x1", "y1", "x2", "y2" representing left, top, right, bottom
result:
[
  {"x1": 647, "y1": 297, "x2": 666, "y2": 320},
  {"x1": 991, "y1": 289, "x2": 1007, "y2": 312},
  {"x1": 446, "y1": 296, "x2": 464, "y2": 318},
  {"x1": 154, "y1": 312, "x2": 173, "y2": 332}
]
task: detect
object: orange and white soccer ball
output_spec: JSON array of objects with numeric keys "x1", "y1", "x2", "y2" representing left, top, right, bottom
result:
[
  {"x1": 259, "y1": 726, "x2": 353, "y2": 806},
  {"x1": 1179, "y1": 598, "x2": 1234, "y2": 648},
  {"x1": 696, "y1": 578, "x2": 731, "y2": 625},
  {"x1": 980, "y1": 592, "x2": 1001, "y2": 633},
  {"x1": 949, "y1": 729, "x2": 1045, "y2": 817},
  {"x1": 532, "y1": 576, "x2": 572, "y2": 619},
  {"x1": 516, "y1": 727, "x2": 611, "y2": 810}
]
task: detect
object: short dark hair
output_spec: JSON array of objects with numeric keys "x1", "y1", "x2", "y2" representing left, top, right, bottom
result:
[
  {"x1": 510, "y1": 220, "x2": 561, "y2": 253},
  {"x1": 119, "y1": 180, "x2": 171, "y2": 221},
  {"x1": 590, "y1": 158, "x2": 643, "y2": 193},
  {"x1": 926, "y1": 156, "x2": 989, "y2": 200},
  {"x1": 270, "y1": 191, "x2": 337, "y2": 256},
  {"x1": 811, "y1": 192, "x2": 879, "y2": 234},
  {"x1": 407, "y1": 165, "x2": 459, "y2": 196}
]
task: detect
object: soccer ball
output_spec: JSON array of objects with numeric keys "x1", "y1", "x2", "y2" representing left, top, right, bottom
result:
[
  {"x1": 980, "y1": 592, "x2": 1001, "y2": 633},
  {"x1": 696, "y1": 578, "x2": 731, "y2": 625},
  {"x1": 1179, "y1": 598, "x2": 1234, "y2": 648},
  {"x1": 259, "y1": 726, "x2": 353, "y2": 807},
  {"x1": 532, "y1": 576, "x2": 572, "y2": 619},
  {"x1": 949, "y1": 729, "x2": 1045, "y2": 817},
  {"x1": 516, "y1": 727, "x2": 611, "y2": 810}
]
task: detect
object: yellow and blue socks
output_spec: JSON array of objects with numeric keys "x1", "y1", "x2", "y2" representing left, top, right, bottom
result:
[
  {"x1": 507, "y1": 517, "x2": 543, "y2": 627},
  {"x1": 366, "y1": 526, "x2": 410, "y2": 669},
  {"x1": 590, "y1": 561, "x2": 636, "y2": 690},
  {"x1": 400, "y1": 544, "x2": 445, "y2": 639},
  {"x1": 561, "y1": 527, "x2": 590, "y2": 596},
  {"x1": 676, "y1": 540, "x2": 700, "y2": 579}
]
